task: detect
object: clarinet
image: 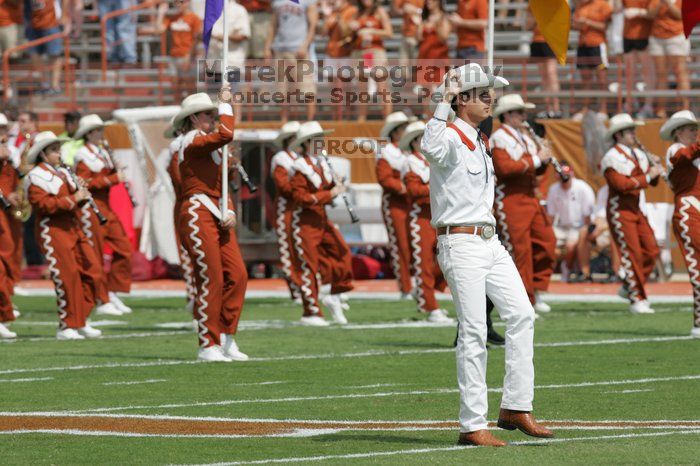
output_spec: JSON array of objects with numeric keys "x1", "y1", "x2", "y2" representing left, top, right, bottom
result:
[
  {"x1": 60, "y1": 163, "x2": 108, "y2": 225},
  {"x1": 523, "y1": 122, "x2": 570, "y2": 182},
  {"x1": 101, "y1": 140, "x2": 138, "y2": 207},
  {"x1": 634, "y1": 137, "x2": 668, "y2": 184},
  {"x1": 0, "y1": 189, "x2": 11, "y2": 210},
  {"x1": 237, "y1": 164, "x2": 257, "y2": 193},
  {"x1": 320, "y1": 150, "x2": 359, "y2": 224}
]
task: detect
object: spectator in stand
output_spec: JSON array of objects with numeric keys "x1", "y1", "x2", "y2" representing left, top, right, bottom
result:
[
  {"x1": 323, "y1": 0, "x2": 357, "y2": 58},
  {"x1": 349, "y1": 0, "x2": 393, "y2": 120},
  {"x1": 208, "y1": 0, "x2": 248, "y2": 122},
  {"x1": 450, "y1": 0, "x2": 488, "y2": 61},
  {"x1": 59, "y1": 110, "x2": 83, "y2": 166},
  {"x1": 239, "y1": 0, "x2": 271, "y2": 59},
  {"x1": 265, "y1": 0, "x2": 318, "y2": 122},
  {"x1": 99, "y1": 0, "x2": 138, "y2": 65},
  {"x1": 416, "y1": 0, "x2": 449, "y2": 115},
  {"x1": 159, "y1": 0, "x2": 202, "y2": 98},
  {"x1": 25, "y1": 0, "x2": 72, "y2": 94},
  {"x1": 0, "y1": 0, "x2": 22, "y2": 57},
  {"x1": 648, "y1": 0, "x2": 689, "y2": 115},
  {"x1": 572, "y1": 0, "x2": 613, "y2": 117},
  {"x1": 393, "y1": 0, "x2": 423, "y2": 61},
  {"x1": 528, "y1": 9, "x2": 561, "y2": 117},
  {"x1": 546, "y1": 164, "x2": 597, "y2": 282},
  {"x1": 621, "y1": 0, "x2": 655, "y2": 117}
]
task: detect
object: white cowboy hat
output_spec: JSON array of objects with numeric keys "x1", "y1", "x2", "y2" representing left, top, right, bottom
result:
[
  {"x1": 0, "y1": 113, "x2": 8, "y2": 126},
  {"x1": 274, "y1": 121, "x2": 301, "y2": 148},
  {"x1": 398, "y1": 121, "x2": 426, "y2": 152},
  {"x1": 660, "y1": 110, "x2": 698, "y2": 141},
  {"x1": 163, "y1": 115, "x2": 180, "y2": 139},
  {"x1": 26, "y1": 131, "x2": 70, "y2": 165},
  {"x1": 173, "y1": 93, "x2": 218, "y2": 128},
  {"x1": 380, "y1": 111, "x2": 415, "y2": 139},
  {"x1": 289, "y1": 121, "x2": 334, "y2": 151},
  {"x1": 493, "y1": 94, "x2": 536, "y2": 118},
  {"x1": 74, "y1": 114, "x2": 114, "y2": 140},
  {"x1": 605, "y1": 113, "x2": 644, "y2": 142},
  {"x1": 433, "y1": 63, "x2": 509, "y2": 121}
]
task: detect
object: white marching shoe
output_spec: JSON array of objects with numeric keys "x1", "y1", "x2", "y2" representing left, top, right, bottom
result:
[
  {"x1": 322, "y1": 294, "x2": 348, "y2": 325},
  {"x1": 691, "y1": 327, "x2": 700, "y2": 338},
  {"x1": 78, "y1": 325, "x2": 102, "y2": 338},
  {"x1": 109, "y1": 292, "x2": 132, "y2": 314},
  {"x1": 629, "y1": 300, "x2": 655, "y2": 314},
  {"x1": 12, "y1": 305, "x2": 20, "y2": 318},
  {"x1": 300, "y1": 315, "x2": 330, "y2": 327},
  {"x1": 534, "y1": 293, "x2": 551, "y2": 313},
  {"x1": 56, "y1": 328, "x2": 85, "y2": 340},
  {"x1": 0, "y1": 322, "x2": 17, "y2": 339},
  {"x1": 426, "y1": 309, "x2": 454, "y2": 323},
  {"x1": 339, "y1": 293, "x2": 350, "y2": 311},
  {"x1": 221, "y1": 334, "x2": 249, "y2": 361},
  {"x1": 95, "y1": 302, "x2": 123, "y2": 316},
  {"x1": 197, "y1": 345, "x2": 232, "y2": 362}
]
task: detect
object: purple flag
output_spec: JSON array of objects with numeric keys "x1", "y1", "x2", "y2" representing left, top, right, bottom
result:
[{"x1": 203, "y1": 0, "x2": 224, "y2": 53}]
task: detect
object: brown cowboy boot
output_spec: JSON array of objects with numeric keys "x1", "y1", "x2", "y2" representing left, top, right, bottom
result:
[
  {"x1": 457, "y1": 429, "x2": 508, "y2": 447},
  {"x1": 497, "y1": 409, "x2": 554, "y2": 438}
]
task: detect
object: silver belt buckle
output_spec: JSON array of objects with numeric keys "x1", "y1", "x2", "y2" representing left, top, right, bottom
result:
[{"x1": 481, "y1": 225, "x2": 495, "y2": 240}]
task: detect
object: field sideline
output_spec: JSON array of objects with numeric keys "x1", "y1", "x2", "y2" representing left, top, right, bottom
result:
[{"x1": 0, "y1": 295, "x2": 698, "y2": 465}]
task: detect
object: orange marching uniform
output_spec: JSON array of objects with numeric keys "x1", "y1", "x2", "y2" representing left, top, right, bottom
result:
[
  {"x1": 601, "y1": 114, "x2": 660, "y2": 313},
  {"x1": 25, "y1": 132, "x2": 103, "y2": 339},
  {"x1": 401, "y1": 122, "x2": 450, "y2": 322},
  {"x1": 177, "y1": 94, "x2": 248, "y2": 359},
  {"x1": 661, "y1": 111, "x2": 700, "y2": 335},
  {"x1": 289, "y1": 122, "x2": 354, "y2": 326},
  {"x1": 271, "y1": 121, "x2": 302, "y2": 300},
  {"x1": 490, "y1": 122, "x2": 556, "y2": 307},
  {"x1": 377, "y1": 112, "x2": 413, "y2": 296},
  {"x1": 0, "y1": 152, "x2": 23, "y2": 289}
]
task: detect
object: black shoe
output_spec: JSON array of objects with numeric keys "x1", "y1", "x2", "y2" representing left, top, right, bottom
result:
[{"x1": 487, "y1": 326, "x2": 505, "y2": 346}]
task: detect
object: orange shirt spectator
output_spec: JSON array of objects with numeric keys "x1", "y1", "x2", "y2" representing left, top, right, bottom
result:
[
  {"x1": 0, "y1": 0, "x2": 22, "y2": 27},
  {"x1": 395, "y1": 0, "x2": 424, "y2": 38},
  {"x1": 623, "y1": 0, "x2": 652, "y2": 40},
  {"x1": 164, "y1": 10, "x2": 202, "y2": 58},
  {"x1": 324, "y1": 1, "x2": 357, "y2": 58},
  {"x1": 28, "y1": 0, "x2": 59, "y2": 30},
  {"x1": 649, "y1": 0, "x2": 683, "y2": 39},
  {"x1": 574, "y1": 0, "x2": 614, "y2": 47},
  {"x1": 452, "y1": 0, "x2": 488, "y2": 54},
  {"x1": 239, "y1": 0, "x2": 271, "y2": 13},
  {"x1": 532, "y1": 23, "x2": 545, "y2": 43}
]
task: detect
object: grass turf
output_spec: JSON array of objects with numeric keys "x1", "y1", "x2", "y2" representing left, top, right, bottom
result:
[{"x1": 0, "y1": 296, "x2": 699, "y2": 465}]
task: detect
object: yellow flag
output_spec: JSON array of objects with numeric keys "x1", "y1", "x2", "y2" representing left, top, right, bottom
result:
[{"x1": 529, "y1": 0, "x2": 571, "y2": 65}]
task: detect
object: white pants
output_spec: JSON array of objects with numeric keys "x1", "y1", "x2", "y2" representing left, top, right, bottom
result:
[{"x1": 437, "y1": 233, "x2": 536, "y2": 432}]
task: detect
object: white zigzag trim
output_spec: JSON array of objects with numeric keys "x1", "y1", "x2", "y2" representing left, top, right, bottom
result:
[
  {"x1": 178, "y1": 244, "x2": 195, "y2": 303},
  {"x1": 678, "y1": 198, "x2": 700, "y2": 325},
  {"x1": 39, "y1": 218, "x2": 68, "y2": 330},
  {"x1": 381, "y1": 193, "x2": 404, "y2": 292},
  {"x1": 494, "y1": 183, "x2": 513, "y2": 255},
  {"x1": 187, "y1": 198, "x2": 211, "y2": 347},
  {"x1": 275, "y1": 197, "x2": 298, "y2": 298},
  {"x1": 408, "y1": 202, "x2": 427, "y2": 313},
  {"x1": 291, "y1": 207, "x2": 320, "y2": 315},
  {"x1": 79, "y1": 205, "x2": 94, "y2": 247},
  {"x1": 608, "y1": 195, "x2": 641, "y2": 303}
]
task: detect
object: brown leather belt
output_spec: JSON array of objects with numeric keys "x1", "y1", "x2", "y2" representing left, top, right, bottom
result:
[{"x1": 437, "y1": 225, "x2": 496, "y2": 239}]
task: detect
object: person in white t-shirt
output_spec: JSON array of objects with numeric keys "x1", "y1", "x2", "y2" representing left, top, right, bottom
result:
[{"x1": 546, "y1": 164, "x2": 596, "y2": 281}]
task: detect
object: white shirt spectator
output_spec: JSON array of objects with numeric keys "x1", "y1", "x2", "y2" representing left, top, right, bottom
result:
[
  {"x1": 547, "y1": 178, "x2": 596, "y2": 229},
  {"x1": 208, "y1": 0, "x2": 250, "y2": 70}
]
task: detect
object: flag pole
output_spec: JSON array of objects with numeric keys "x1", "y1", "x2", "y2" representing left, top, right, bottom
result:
[
  {"x1": 487, "y1": 0, "x2": 495, "y2": 71},
  {"x1": 221, "y1": 0, "x2": 230, "y2": 221}
]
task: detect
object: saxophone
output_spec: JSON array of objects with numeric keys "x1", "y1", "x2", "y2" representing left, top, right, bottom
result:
[{"x1": 12, "y1": 133, "x2": 33, "y2": 222}]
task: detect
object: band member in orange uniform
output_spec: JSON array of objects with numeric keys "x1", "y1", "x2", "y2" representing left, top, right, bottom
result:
[
  {"x1": 601, "y1": 113, "x2": 661, "y2": 314},
  {"x1": 0, "y1": 113, "x2": 23, "y2": 299},
  {"x1": 0, "y1": 257, "x2": 15, "y2": 339},
  {"x1": 661, "y1": 111, "x2": 700, "y2": 337},
  {"x1": 400, "y1": 121, "x2": 452, "y2": 323},
  {"x1": 376, "y1": 111, "x2": 413, "y2": 299},
  {"x1": 72, "y1": 114, "x2": 133, "y2": 316},
  {"x1": 25, "y1": 132, "x2": 104, "y2": 340},
  {"x1": 271, "y1": 121, "x2": 302, "y2": 302},
  {"x1": 177, "y1": 89, "x2": 249, "y2": 362},
  {"x1": 490, "y1": 94, "x2": 556, "y2": 314},
  {"x1": 290, "y1": 121, "x2": 354, "y2": 327}
]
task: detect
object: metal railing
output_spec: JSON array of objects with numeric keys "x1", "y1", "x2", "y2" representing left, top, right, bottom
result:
[{"x1": 2, "y1": 30, "x2": 74, "y2": 102}]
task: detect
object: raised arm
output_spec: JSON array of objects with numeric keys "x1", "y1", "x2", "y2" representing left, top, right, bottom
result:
[
  {"x1": 421, "y1": 103, "x2": 457, "y2": 167},
  {"x1": 183, "y1": 104, "x2": 234, "y2": 160},
  {"x1": 27, "y1": 184, "x2": 78, "y2": 215},
  {"x1": 76, "y1": 161, "x2": 119, "y2": 191},
  {"x1": 291, "y1": 172, "x2": 333, "y2": 207},
  {"x1": 604, "y1": 168, "x2": 649, "y2": 193}
]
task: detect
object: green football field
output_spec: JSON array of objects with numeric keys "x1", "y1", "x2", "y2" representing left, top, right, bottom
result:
[{"x1": 0, "y1": 295, "x2": 699, "y2": 465}]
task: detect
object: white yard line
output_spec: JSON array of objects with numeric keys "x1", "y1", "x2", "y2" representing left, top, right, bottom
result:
[
  {"x1": 102, "y1": 379, "x2": 168, "y2": 386},
  {"x1": 605, "y1": 389, "x2": 655, "y2": 394},
  {"x1": 11, "y1": 320, "x2": 125, "y2": 327},
  {"x1": 57, "y1": 374, "x2": 700, "y2": 414},
  {"x1": 0, "y1": 334, "x2": 694, "y2": 375},
  {"x1": 178, "y1": 430, "x2": 700, "y2": 465},
  {"x1": 0, "y1": 377, "x2": 53, "y2": 383},
  {"x1": 0, "y1": 330, "x2": 191, "y2": 344}
]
